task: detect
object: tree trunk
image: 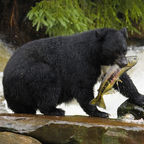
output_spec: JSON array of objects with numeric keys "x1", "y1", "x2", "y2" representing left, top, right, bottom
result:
[{"x1": 0, "y1": 0, "x2": 46, "y2": 46}]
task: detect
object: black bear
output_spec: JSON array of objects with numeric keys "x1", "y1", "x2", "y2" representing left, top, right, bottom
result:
[{"x1": 3, "y1": 28, "x2": 144, "y2": 118}]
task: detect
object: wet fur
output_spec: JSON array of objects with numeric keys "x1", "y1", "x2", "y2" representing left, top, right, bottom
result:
[{"x1": 3, "y1": 28, "x2": 144, "y2": 117}]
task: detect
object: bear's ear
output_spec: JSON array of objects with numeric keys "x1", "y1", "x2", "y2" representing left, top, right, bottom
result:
[
  {"x1": 120, "y1": 28, "x2": 128, "y2": 39},
  {"x1": 95, "y1": 28, "x2": 108, "y2": 40}
]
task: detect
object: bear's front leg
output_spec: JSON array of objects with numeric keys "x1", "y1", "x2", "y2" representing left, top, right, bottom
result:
[
  {"x1": 114, "y1": 73, "x2": 144, "y2": 107},
  {"x1": 75, "y1": 88, "x2": 109, "y2": 118}
]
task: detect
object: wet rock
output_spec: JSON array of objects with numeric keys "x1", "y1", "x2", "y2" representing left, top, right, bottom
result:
[
  {"x1": 0, "y1": 41, "x2": 11, "y2": 72},
  {"x1": 0, "y1": 114, "x2": 144, "y2": 144},
  {"x1": 0, "y1": 132, "x2": 41, "y2": 144},
  {"x1": 102, "y1": 128, "x2": 144, "y2": 144},
  {"x1": 118, "y1": 100, "x2": 144, "y2": 119}
]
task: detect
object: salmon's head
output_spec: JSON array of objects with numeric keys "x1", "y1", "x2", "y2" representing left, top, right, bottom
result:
[{"x1": 126, "y1": 56, "x2": 138, "y2": 67}]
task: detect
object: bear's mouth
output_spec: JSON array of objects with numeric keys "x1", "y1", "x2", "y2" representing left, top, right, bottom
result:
[{"x1": 115, "y1": 55, "x2": 128, "y2": 68}]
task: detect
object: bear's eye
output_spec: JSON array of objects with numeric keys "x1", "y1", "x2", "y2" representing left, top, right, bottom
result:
[
  {"x1": 122, "y1": 44, "x2": 127, "y2": 55},
  {"x1": 120, "y1": 48, "x2": 127, "y2": 56},
  {"x1": 123, "y1": 49, "x2": 127, "y2": 55},
  {"x1": 116, "y1": 48, "x2": 127, "y2": 56}
]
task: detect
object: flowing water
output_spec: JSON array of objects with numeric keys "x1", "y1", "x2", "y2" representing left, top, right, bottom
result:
[{"x1": 0, "y1": 40, "x2": 144, "y2": 119}]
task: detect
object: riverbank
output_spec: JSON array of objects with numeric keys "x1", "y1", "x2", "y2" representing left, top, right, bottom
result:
[{"x1": 0, "y1": 114, "x2": 144, "y2": 144}]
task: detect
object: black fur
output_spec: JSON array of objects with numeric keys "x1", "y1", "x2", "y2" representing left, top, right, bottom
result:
[{"x1": 3, "y1": 28, "x2": 144, "y2": 118}]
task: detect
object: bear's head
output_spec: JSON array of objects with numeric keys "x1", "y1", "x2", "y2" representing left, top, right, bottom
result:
[{"x1": 96, "y1": 28, "x2": 128, "y2": 68}]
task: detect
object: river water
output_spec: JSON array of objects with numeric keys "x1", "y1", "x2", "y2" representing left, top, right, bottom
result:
[{"x1": 0, "y1": 40, "x2": 144, "y2": 119}]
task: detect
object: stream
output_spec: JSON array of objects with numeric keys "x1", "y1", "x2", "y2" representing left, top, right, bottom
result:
[{"x1": 0, "y1": 40, "x2": 144, "y2": 119}]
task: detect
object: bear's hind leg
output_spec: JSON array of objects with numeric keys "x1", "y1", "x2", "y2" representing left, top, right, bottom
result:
[
  {"x1": 39, "y1": 106, "x2": 65, "y2": 116},
  {"x1": 37, "y1": 88, "x2": 65, "y2": 116},
  {"x1": 8, "y1": 102, "x2": 36, "y2": 114}
]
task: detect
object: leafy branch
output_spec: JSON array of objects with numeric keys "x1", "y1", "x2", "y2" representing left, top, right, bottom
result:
[{"x1": 27, "y1": 0, "x2": 144, "y2": 36}]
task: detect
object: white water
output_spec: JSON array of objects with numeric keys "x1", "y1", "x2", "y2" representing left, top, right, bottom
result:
[
  {"x1": 0, "y1": 45, "x2": 144, "y2": 119},
  {"x1": 58, "y1": 47, "x2": 144, "y2": 118}
]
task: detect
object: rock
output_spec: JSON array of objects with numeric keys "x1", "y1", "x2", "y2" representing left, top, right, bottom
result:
[
  {"x1": 0, "y1": 132, "x2": 41, "y2": 144},
  {"x1": 118, "y1": 100, "x2": 144, "y2": 119},
  {"x1": 0, "y1": 41, "x2": 11, "y2": 72},
  {"x1": 0, "y1": 114, "x2": 144, "y2": 144}
]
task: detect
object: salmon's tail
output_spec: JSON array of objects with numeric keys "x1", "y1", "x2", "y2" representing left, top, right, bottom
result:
[{"x1": 89, "y1": 97, "x2": 106, "y2": 109}]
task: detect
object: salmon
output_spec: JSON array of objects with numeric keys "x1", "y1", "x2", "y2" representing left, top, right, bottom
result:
[{"x1": 90, "y1": 56, "x2": 137, "y2": 109}]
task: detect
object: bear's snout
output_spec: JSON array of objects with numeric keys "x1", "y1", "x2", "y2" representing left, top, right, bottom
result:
[{"x1": 115, "y1": 55, "x2": 128, "y2": 68}]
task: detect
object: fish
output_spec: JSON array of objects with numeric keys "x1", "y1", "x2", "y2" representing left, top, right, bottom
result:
[{"x1": 90, "y1": 56, "x2": 137, "y2": 109}]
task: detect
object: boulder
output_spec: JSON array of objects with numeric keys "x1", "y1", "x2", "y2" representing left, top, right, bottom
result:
[
  {"x1": 0, "y1": 114, "x2": 144, "y2": 144},
  {"x1": 0, "y1": 132, "x2": 41, "y2": 144},
  {"x1": 118, "y1": 100, "x2": 144, "y2": 119}
]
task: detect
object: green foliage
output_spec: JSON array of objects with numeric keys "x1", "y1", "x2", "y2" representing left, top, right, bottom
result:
[
  {"x1": 27, "y1": 0, "x2": 94, "y2": 36},
  {"x1": 27, "y1": 0, "x2": 144, "y2": 36}
]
